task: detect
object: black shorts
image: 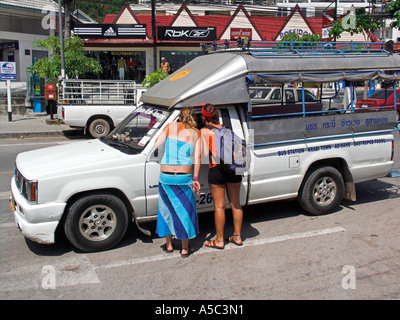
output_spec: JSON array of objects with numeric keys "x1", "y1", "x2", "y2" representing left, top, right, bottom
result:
[{"x1": 208, "y1": 165, "x2": 242, "y2": 185}]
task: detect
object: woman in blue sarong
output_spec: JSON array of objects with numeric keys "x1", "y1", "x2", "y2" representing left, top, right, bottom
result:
[{"x1": 154, "y1": 107, "x2": 201, "y2": 257}]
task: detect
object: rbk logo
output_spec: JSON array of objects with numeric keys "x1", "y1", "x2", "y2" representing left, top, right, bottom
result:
[
  {"x1": 189, "y1": 30, "x2": 210, "y2": 38},
  {"x1": 164, "y1": 29, "x2": 210, "y2": 38}
]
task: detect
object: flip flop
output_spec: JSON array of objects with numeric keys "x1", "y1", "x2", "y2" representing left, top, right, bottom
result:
[
  {"x1": 161, "y1": 243, "x2": 174, "y2": 253},
  {"x1": 227, "y1": 235, "x2": 243, "y2": 246},
  {"x1": 204, "y1": 239, "x2": 225, "y2": 250},
  {"x1": 180, "y1": 246, "x2": 194, "y2": 258}
]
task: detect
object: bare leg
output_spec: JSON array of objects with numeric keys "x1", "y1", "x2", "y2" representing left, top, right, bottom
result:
[
  {"x1": 226, "y1": 182, "x2": 243, "y2": 245},
  {"x1": 165, "y1": 235, "x2": 173, "y2": 251},
  {"x1": 180, "y1": 239, "x2": 194, "y2": 257},
  {"x1": 204, "y1": 183, "x2": 226, "y2": 249}
]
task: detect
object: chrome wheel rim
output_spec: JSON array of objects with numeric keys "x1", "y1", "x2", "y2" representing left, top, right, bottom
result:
[
  {"x1": 312, "y1": 176, "x2": 337, "y2": 206},
  {"x1": 79, "y1": 205, "x2": 117, "y2": 241}
]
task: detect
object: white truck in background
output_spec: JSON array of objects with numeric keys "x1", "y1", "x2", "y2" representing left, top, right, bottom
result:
[{"x1": 57, "y1": 79, "x2": 146, "y2": 138}]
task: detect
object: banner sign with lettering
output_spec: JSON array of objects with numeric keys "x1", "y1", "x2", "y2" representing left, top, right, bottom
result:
[
  {"x1": 230, "y1": 28, "x2": 252, "y2": 40},
  {"x1": 157, "y1": 26, "x2": 217, "y2": 41},
  {"x1": 73, "y1": 24, "x2": 146, "y2": 39}
]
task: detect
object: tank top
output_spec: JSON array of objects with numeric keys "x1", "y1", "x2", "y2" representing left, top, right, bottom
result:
[{"x1": 161, "y1": 138, "x2": 194, "y2": 166}]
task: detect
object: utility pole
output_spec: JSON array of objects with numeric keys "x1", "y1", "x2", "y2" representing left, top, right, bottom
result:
[
  {"x1": 151, "y1": 0, "x2": 157, "y2": 72},
  {"x1": 58, "y1": 0, "x2": 65, "y2": 79},
  {"x1": 334, "y1": 0, "x2": 337, "y2": 42}
]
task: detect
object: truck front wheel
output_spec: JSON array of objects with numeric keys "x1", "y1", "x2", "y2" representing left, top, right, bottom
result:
[
  {"x1": 64, "y1": 193, "x2": 129, "y2": 252},
  {"x1": 298, "y1": 166, "x2": 344, "y2": 216}
]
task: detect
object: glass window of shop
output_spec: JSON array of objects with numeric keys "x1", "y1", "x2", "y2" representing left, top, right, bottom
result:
[
  {"x1": 159, "y1": 50, "x2": 202, "y2": 74},
  {"x1": 86, "y1": 51, "x2": 146, "y2": 83}
]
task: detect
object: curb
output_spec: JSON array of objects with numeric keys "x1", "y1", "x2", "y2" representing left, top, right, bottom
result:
[{"x1": 0, "y1": 131, "x2": 67, "y2": 139}]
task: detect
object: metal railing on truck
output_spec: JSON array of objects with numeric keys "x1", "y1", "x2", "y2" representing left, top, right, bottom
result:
[
  {"x1": 58, "y1": 79, "x2": 137, "y2": 105},
  {"x1": 209, "y1": 41, "x2": 400, "y2": 147},
  {"x1": 202, "y1": 39, "x2": 390, "y2": 57}
]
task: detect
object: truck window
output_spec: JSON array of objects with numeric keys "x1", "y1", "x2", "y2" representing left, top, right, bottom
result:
[
  {"x1": 285, "y1": 89, "x2": 295, "y2": 103},
  {"x1": 296, "y1": 89, "x2": 318, "y2": 102},
  {"x1": 101, "y1": 105, "x2": 170, "y2": 153},
  {"x1": 271, "y1": 89, "x2": 281, "y2": 100},
  {"x1": 194, "y1": 108, "x2": 232, "y2": 130}
]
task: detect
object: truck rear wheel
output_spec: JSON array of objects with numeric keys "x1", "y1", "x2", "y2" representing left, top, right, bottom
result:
[
  {"x1": 298, "y1": 165, "x2": 344, "y2": 216},
  {"x1": 88, "y1": 118, "x2": 111, "y2": 138},
  {"x1": 64, "y1": 193, "x2": 129, "y2": 252}
]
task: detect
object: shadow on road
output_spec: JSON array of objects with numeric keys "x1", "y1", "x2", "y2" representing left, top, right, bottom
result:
[{"x1": 24, "y1": 177, "x2": 399, "y2": 256}]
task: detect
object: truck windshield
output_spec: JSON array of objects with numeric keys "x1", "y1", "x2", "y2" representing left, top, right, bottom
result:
[{"x1": 101, "y1": 105, "x2": 170, "y2": 154}]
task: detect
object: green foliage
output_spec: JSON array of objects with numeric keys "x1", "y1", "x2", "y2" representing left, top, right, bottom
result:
[
  {"x1": 29, "y1": 36, "x2": 102, "y2": 81},
  {"x1": 141, "y1": 69, "x2": 169, "y2": 89},
  {"x1": 328, "y1": 7, "x2": 383, "y2": 40},
  {"x1": 278, "y1": 33, "x2": 321, "y2": 49},
  {"x1": 387, "y1": 0, "x2": 400, "y2": 29}
]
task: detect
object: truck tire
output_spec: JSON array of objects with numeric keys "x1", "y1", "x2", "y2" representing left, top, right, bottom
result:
[
  {"x1": 298, "y1": 165, "x2": 344, "y2": 216},
  {"x1": 88, "y1": 118, "x2": 111, "y2": 138},
  {"x1": 64, "y1": 193, "x2": 129, "y2": 252}
]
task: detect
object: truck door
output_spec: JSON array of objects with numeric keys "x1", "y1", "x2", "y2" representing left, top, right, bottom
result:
[{"x1": 144, "y1": 107, "x2": 247, "y2": 218}]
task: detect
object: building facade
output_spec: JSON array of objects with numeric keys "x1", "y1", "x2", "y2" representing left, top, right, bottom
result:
[{"x1": 0, "y1": 0, "x2": 60, "y2": 82}]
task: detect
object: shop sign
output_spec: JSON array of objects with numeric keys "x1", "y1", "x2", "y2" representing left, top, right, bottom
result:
[
  {"x1": 278, "y1": 28, "x2": 312, "y2": 40},
  {"x1": 0, "y1": 61, "x2": 16, "y2": 81},
  {"x1": 73, "y1": 24, "x2": 146, "y2": 39},
  {"x1": 157, "y1": 27, "x2": 216, "y2": 41},
  {"x1": 230, "y1": 28, "x2": 252, "y2": 40},
  {"x1": 0, "y1": 42, "x2": 19, "y2": 50}
]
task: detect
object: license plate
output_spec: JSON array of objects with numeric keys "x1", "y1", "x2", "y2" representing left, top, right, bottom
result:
[{"x1": 10, "y1": 193, "x2": 15, "y2": 213}]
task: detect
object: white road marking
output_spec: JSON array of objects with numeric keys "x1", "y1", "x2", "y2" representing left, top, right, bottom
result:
[
  {"x1": 0, "y1": 226, "x2": 345, "y2": 291},
  {"x1": 0, "y1": 222, "x2": 15, "y2": 228},
  {"x1": 95, "y1": 226, "x2": 346, "y2": 270},
  {"x1": 0, "y1": 191, "x2": 11, "y2": 200},
  {"x1": 0, "y1": 141, "x2": 70, "y2": 147}
]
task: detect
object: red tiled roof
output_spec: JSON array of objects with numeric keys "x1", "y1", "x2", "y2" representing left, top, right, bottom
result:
[
  {"x1": 103, "y1": 14, "x2": 117, "y2": 24},
  {"x1": 86, "y1": 4, "x2": 324, "y2": 46}
]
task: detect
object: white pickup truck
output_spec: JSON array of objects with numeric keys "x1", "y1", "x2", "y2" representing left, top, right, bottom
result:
[
  {"x1": 11, "y1": 44, "x2": 400, "y2": 252},
  {"x1": 57, "y1": 79, "x2": 146, "y2": 138}
]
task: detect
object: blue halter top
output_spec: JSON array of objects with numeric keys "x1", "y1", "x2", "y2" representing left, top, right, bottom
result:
[{"x1": 161, "y1": 138, "x2": 194, "y2": 166}]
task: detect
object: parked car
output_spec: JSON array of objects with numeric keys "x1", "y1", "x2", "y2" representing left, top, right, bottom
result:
[
  {"x1": 355, "y1": 89, "x2": 400, "y2": 121},
  {"x1": 249, "y1": 86, "x2": 319, "y2": 105},
  {"x1": 249, "y1": 86, "x2": 326, "y2": 115}
]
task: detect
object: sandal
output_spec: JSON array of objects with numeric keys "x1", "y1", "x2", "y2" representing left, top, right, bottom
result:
[
  {"x1": 227, "y1": 234, "x2": 243, "y2": 246},
  {"x1": 204, "y1": 239, "x2": 225, "y2": 250},
  {"x1": 161, "y1": 243, "x2": 174, "y2": 253},
  {"x1": 180, "y1": 246, "x2": 194, "y2": 258}
]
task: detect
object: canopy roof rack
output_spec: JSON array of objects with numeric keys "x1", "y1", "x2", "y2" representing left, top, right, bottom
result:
[{"x1": 200, "y1": 40, "x2": 392, "y2": 57}]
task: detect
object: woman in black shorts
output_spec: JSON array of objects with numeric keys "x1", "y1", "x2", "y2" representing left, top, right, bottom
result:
[{"x1": 200, "y1": 103, "x2": 243, "y2": 249}]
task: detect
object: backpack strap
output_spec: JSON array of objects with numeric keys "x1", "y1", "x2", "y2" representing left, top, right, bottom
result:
[
  {"x1": 204, "y1": 125, "x2": 224, "y2": 166},
  {"x1": 205, "y1": 124, "x2": 225, "y2": 131}
]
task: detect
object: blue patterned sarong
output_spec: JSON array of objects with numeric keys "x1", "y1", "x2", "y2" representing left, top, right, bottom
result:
[{"x1": 156, "y1": 173, "x2": 199, "y2": 240}]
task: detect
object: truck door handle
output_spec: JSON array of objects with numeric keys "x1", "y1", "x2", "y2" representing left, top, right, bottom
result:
[{"x1": 149, "y1": 185, "x2": 158, "y2": 188}]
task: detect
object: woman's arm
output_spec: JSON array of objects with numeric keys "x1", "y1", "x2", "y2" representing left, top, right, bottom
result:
[
  {"x1": 192, "y1": 129, "x2": 201, "y2": 195},
  {"x1": 154, "y1": 124, "x2": 169, "y2": 149}
]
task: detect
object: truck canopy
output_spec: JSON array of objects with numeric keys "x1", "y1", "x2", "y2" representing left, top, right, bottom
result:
[{"x1": 140, "y1": 49, "x2": 400, "y2": 109}]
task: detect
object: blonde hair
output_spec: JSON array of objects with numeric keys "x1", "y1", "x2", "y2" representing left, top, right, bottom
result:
[{"x1": 179, "y1": 107, "x2": 197, "y2": 129}]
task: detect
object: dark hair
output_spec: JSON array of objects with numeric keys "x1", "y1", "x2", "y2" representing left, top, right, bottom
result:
[{"x1": 201, "y1": 103, "x2": 219, "y2": 124}]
